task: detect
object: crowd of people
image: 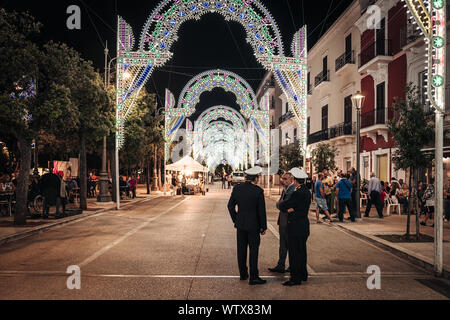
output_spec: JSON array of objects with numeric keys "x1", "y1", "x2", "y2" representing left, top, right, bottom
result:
[{"x1": 311, "y1": 168, "x2": 450, "y2": 225}]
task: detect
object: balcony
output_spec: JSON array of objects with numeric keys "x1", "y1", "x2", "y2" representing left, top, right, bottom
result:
[
  {"x1": 335, "y1": 51, "x2": 356, "y2": 74},
  {"x1": 358, "y1": 40, "x2": 393, "y2": 72},
  {"x1": 279, "y1": 111, "x2": 294, "y2": 125},
  {"x1": 314, "y1": 70, "x2": 330, "y2": 88},
  {"x1": 307, "y1": 122, "x2": 356, "y2": 145},
  {"x1": 360, "y1": 108, "x2": 397, "y2": 144},
  {"x1": 400, "y1": 26, "x2": 422, "y2": 48}
]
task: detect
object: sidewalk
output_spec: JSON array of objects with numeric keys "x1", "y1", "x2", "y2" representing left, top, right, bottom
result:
[
  {"x1": 0, "y1": 185, "x2": 166, "y2": 245},
  {"x1": 268, "y1": 193, "x2": 450, "y2": 278}
]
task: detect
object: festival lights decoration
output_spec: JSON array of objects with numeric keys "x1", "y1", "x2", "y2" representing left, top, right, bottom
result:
[
  {"x1": 116, "y1": 0, "x2": 308, "y2": 154},
  {"x1": 403, "y1": 0, "x2": 446, "y2": 113}
]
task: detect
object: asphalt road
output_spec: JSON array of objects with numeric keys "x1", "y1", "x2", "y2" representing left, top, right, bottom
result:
[{"x1": 0, "y1": 187, "x2": 448, "y2": 300}]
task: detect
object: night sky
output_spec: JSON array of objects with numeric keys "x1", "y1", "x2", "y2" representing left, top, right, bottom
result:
[{"x1": 1, "y1": 0, "x2": 354, "y2": 119}]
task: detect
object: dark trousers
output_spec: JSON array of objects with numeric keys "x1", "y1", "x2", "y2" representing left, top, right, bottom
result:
[
  {"x1": 325, "y1": 194, "x2": 332, "y2": 213},
  {"x1": 446, "y1": 199, "x2": 450, "y2": 220},
  {"x1": 398, "y1": 197, "x2": 409, "y2": 214},
  {"x1": 237, "y1": 229, "x2": 261, "y2": 280},
  {"x1": 339, "y1": 198, "x2": 355, "y2": 222},
  {"x1": 288, "y1": 235, "x2": 308, "y2": 283},
  {"x1": 277, "y1": 225, "x2": 288, "y2": 269},
  {"x1": 351, "y1": 191, "x2": 357, "y2": 215},
  {"x1": 365, "y1": 191, "x2": 383, "y2": 218}
]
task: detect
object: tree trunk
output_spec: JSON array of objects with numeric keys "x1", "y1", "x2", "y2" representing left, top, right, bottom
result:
[
  {"x1": 15, "y1": 136, "x2": 32, "y2": 225},
  {"x1": 80, "y1": 133, "x2": 88, "y2": 210},
  {"x1": 406, "y1": 168, "x2": 411, "y2": 239},
  {"x1": 153, "y1": 145, "x2": 157, "y2": 191},
  {"x1": 110, "y1": 148, "x2": 117, "y2": 203},
  {"x1": 157, "y1": 148, "x2": 162, "y2": 190},
  {"x1": 146, "y1": 160, "x2": 151, "y2": 194},
  {"x1": 413, "y1": 167, "x2": 421, "y2": 240}
]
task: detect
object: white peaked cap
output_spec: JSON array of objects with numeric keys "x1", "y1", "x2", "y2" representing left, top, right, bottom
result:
[
  {"x1": 289, "y1": 168, "x2": 308, "y2": 179},
  {"x1": 245, "y1": 166, "x2": 263, "y2": 176}
]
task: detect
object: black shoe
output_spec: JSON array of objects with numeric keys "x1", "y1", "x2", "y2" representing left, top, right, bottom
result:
[
  {"x1": 268, "y1": 267, "x2": 286, "y2": 273},
  {"x1": 339, "y1": 219, "x2": 344, "y2": 223},
  {"x1": 249, "y1": 278, "x2": 267, "y2": 285},
  {"x1": 286, "y1": 267, "x2": 291, "y2": 273},
  {"x1": 420, "y1": 222, "x2": 426, "y2": 226},
  {"x1": 302, "y1": 277, "x2": 308, "y2": 282},
  {"x1": 240, "y1": 275, "x2": 249, "y2": 281},
  {"x1": 282, "y1": 280, "x2": 301, "y2": 286}
]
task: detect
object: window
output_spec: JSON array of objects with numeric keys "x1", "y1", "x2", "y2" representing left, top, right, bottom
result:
[
  {"x1": 376, "y1": 82, "x2": 386, "y2": 124},
  {"x1": 307, "y1": 72, "x2": 311, "y2": 93},
  {"x1": 344, "y1": 95, "x2": 352, "y2": 124},
  {"x1": 307, "y1": 117, "x2": 310, "y2": 137},
  {"x1": 322, "y1": 105, "x2": 328, "y2": 131},
  {"x1": 418, "y1": 71, "x2": 428, "y2": 109},
  {"x1": 323, "y1": 56, "x2": 328, "y2": 75},
  {"x1": 271, "y1": 96, "x2": 275, "y2": 109},
  {"x1": 294, "y1": 128, "x2": 297, "y2": 141},
  {"x1": 285, "y1": 102, "x2": 289, "y2": 114}
]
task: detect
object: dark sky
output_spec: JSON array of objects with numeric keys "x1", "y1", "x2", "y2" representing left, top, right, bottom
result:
[{"x1": 1, "y1": 0, "x2": 354, "y2": 119}]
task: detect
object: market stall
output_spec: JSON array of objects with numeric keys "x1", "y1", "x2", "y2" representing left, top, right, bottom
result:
[{"x1": 166, "y1": 156, "x2": 208, "y2": 196}]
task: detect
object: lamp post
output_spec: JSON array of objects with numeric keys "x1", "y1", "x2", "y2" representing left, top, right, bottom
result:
[
  {"x1": 351, "y1": 91, "x2": 365, "y2": 221},
  {"x1": 98, "y1": 43, "x2": 112, "y2": 203}
]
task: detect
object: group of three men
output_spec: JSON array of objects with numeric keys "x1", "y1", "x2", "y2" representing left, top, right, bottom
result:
[{"x1": 227, "y1": 166, "x2": 311, "y2": 287}]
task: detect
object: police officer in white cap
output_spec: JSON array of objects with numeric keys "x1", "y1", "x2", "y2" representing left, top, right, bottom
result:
[
  {"x1": 227, "y1": 166, "x2": 267, "y2": 285},
  {"x1": 277, "y1": 168, "x2": 311, "y2": 286}
]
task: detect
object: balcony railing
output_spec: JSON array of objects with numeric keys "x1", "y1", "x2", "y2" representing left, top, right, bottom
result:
[
  {"x1": 314, "y1": 70, "x2": 330, "y2": 87},
  {"x1": 358, "y1": 39, "x2": 393, "y2": 68},
  {"x1": 335, "y1": 50, "x2": 355, "y2": 72},
  {"x1": 279, "y1": 111, "x2": 294, "y2": 125},
  {"x1": 360, "y1": 109, "x2": 395, "y2": 129},
  {"x1": 307, "y1": 122, "x2": 356, "y2": 145},
  {"x1": 400, "y1": 26, "x2": 421, "y2": 48}
]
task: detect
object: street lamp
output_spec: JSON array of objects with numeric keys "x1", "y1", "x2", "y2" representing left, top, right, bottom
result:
[{"x1": 351, "y1": 91, "x2": 365, "y2": 221}]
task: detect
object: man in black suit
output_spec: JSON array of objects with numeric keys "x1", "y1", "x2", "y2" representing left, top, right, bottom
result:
[
  {"x1": 278, "y1": 168, "x2": 311, "y2": 286},
  {"x1": 268, "y1": 172, "x2": 295, "y2": 274},
  {"x1": 227, "y1": 166, "x2": 267, "y2": 285}
]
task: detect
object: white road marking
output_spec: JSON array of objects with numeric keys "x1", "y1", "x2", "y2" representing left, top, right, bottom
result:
[
  {"x1": 267, "y1": 223, "x2": 317, "y2": 275},
  {"x1": 0, "y1": 271, "x2": 427, "y2": 278},
  {"x1": 78, "y1": 198, "x2": 188, "y2": 267}
]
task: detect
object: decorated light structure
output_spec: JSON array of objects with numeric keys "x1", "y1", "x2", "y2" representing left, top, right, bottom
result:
[
  {"x1": 403, "y1": 0, "x2": 446, "y2": 275},
  {"x1": 115, "y1": 0, "x2": 308, "y2": 205}
]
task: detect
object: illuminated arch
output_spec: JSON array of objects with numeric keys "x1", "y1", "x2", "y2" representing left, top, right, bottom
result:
[{"x1": 116, "y1": 0, "x2": 309, "y2": 167}]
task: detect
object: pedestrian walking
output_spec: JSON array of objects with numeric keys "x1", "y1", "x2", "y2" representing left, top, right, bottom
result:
[
  {"x1": 421, "y1": 178, "x2": 435, "y2": 227},
  {"x1": 364, "y1": 173, "x2": 384, "y2": 218},
  {"x1": 38, "y1": 164, "x2": 64, "y2": 218},
  {"x1": 336, "y1": 173, "x2": 355, "y2": 222},
  {"x1": 268, "y1": 172, "x2": 295, "y2": 274},
  {"x1": 322, "y1": 169, "x2": 334, "y2": 213},
  {"x1": 278, "y1": 168, "x2": 311, "y2": 286},
  {"x1": 227, "y1": 175, "x2": 232, "y2": 189},
  {"x1": 227, "y1": 166, "x2": 267, "y2": 285},
  {"x1": 314, "y1": 173, "x2": 334, "y2": 223},
  {"x1": 222, "y1": 174, "x2": 226, "y2": 190}
]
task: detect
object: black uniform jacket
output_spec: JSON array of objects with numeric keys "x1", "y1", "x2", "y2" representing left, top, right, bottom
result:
[
  {"x1": 278, "y1": 185, "x2": 311, "y2": 237},
  {"x1": 227, "y1": 181, "x2": 267, "y2": 233}
]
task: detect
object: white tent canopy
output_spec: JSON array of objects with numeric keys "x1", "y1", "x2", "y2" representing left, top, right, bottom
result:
[{"x1": 166, "y1": 156, "x2": 208, "y2": 173}]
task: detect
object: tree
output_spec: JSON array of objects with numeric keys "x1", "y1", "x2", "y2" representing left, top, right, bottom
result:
[
  {"x1": 311, "y1": 143, "x2": 339, "y2": 174},
  {"x1": 279, "y1": 143, "x2": 304, "y2": 174},
  {"x1": 388, "y1": 85, "x2": 434, "y2": 240},
  {"x1": 0, "y1": 10, "x2": 77, "y2": 225}
]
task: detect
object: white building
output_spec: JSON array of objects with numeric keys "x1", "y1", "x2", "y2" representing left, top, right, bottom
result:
[{"x1": 307, "y1": 0, "x2": 362, "y2": 174}]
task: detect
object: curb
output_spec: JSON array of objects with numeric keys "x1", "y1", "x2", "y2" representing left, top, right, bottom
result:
[
  {"x1": 0, "y1": 196, "x2": 161, "y2": 246},
  {"x1": 334, "y1": 223, "x2": 450, "y2": 280}
]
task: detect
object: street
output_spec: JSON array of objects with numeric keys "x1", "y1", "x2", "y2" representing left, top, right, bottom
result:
[{"x1": 0, "y1": 187, "x2": 447, "y2": 300}]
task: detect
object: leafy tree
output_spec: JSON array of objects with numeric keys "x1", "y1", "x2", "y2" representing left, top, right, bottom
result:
[
  {"x1": 279, "y1": 143, "x2": 304, "y2": 174},
  {"x1": 0, "y1": 10, "x2": 78, "y2": 225},
  {"x1": 388, "y1": 85, "x2": 434, "y2": 240},
  {"x1": 311, "y1": 143, "x2": 339, "y2": 174}
]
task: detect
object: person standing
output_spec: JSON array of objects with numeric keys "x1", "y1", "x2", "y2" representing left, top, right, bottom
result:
[
  {"x1": 278, "y1": 168, "x2": 311, "y2": 286},
  {"x1": 222, "y1": 174, "x2": 226, "y2": 190},
  {"x1": 349, "y1": 168, "x2": 358, "y2": 216},
  {"x1": 315, "y1": 174, "x2": 334, "y2": 223},
  {"x1": 39, "y1": 164, "x2": 63, "y2": 218},
  {"x1": 336, "y1": 174, "x2": 355, "y2": 222},
  {"x1": 322, "y1": 169, "x2": 334, "y2": 213},
  {"x1": 227, "y1": 166, "x2": 267, "y2": 285},
  {"x1": 364, "y1": 173, "x2": 384, "y2": 218},
  {"x1": 268, "y1": 172, "x2": 295, "y2": 274}
]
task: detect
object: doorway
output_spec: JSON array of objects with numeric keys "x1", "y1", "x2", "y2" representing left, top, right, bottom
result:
[{"x1": 377, "y1": 154, "x2": 388, "y2": 183}]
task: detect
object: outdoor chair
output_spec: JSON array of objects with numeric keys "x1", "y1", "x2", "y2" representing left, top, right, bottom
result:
[
  {"x1": 386, "y1": 196, "x2": 401, "y2": 216},
  {"x1": 360, "y1": 192, "x2": 368, "y2": 207}
]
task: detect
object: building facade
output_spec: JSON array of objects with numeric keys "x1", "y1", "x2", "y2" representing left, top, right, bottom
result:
[{"x1": 307, "y1": 0, "x2": 362, "y2": 175}]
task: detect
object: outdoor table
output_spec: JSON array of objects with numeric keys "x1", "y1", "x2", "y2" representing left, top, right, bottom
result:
[{"x1": 0, "y1": 192, "x2": 14, "y2": 217}]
